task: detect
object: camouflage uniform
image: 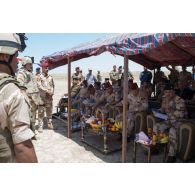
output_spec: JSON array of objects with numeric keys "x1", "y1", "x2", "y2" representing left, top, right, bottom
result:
[
  {"x1": 17, "y1": 68, "x2": 42, "y2": 132},
  {"x1": 78, "y1": 87, "x2": 88, "y2": 99},
  {"x1": 83, "y1": 89, "x2": 103, "y2": 115},
  {"x1": 80, "y1": 73, "x2": 85, "y2": 83},
  {"x1": 35, "y1": 72, "x2": 42, "y2": 120},
  {"x1": 140, "y1": 82, "x2": 153, "y2": 98},
  {"x1": 179, "y1": 70, "x2": 193, "y2": 87},
  {"x1": 97, "y1": 73, "x2": 102, "y2": 83},
  {"x1": 154, "y1": 71, "x2": 166, "y2": 83},
  {"x1": 72, "y1": 72, "x2": 84, "y2": 84},
  {"x1": 95, "y1": 89, "x2": 116, "y2": 117},
  {"x1": 73, "y1": 86, "x2": 88, "y2": 111},
  {"x1": 0, "y1": 73, "x2": 34, "y2": 162},
  {"x1": 92, "y1": 89, "x2": 103, "y2": 102},
  {"x1": 168, "y1": 69, "x2": 179, "y2": 87},
  {"x1": 71, "y1": 84, "x2": 81, "y2": 98},
  {"x1": 127, "y1": 90, "x2": 148, "y2": 134},
  {"x1": 118, "y1": 72, "x2": 134, "y2": 81},
  {"x1": 113, "y1": 86, "x2": 122, "y2": 102},
  {"x1": 153, "y1": 96, "x2": 187, "y2": 157},
  {"x1": 37, "y1": 73, "x2": 54, "y2": 129},
  {"x1": 127, "y1": 72, "x2": 134, "y2": 80},
  {"x1": 105, "y1": 92, "x2": 116, "y2": 105},
  {"x1": 117, "y1": 72, "x2": 123, "y2": 80},
  {"x1": 154, "y1": 70, "x2": 167, "y2": 95},
  {"x1": 109, "y1": 86, "x2": 122, "y2": 118},
  {"x1": 109, "y1": 70, "x2": 118, "y2": 84},
  {"x1": 35, "y1": 72, "x2": 41, "y2": 83}
]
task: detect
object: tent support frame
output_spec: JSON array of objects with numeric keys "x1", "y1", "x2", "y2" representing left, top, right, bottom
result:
[
  {"x1": 68, "y1": 57, "x2": 72, "y2": 138},
  {"x1": 153, "y1": 68, "x2": 156, "y2": 97},
  {"x1": 122, "y1": 55, "x2": 129, "y2": 163}
]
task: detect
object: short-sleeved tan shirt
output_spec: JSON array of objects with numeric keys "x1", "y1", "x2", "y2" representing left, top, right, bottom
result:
[{"x1": 0, "y1": 73, "x2": 34, "y2": 145}]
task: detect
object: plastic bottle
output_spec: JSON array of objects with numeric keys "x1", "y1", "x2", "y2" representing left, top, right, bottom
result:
[
  {"x1": 147, "y1": 128, "x2": 152, "y2": 138},
  {"x1": 152, "y1": 132, "x2": 157, "y2": 145}
]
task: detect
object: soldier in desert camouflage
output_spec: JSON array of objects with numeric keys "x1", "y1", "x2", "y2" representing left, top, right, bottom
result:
[
  {"x1": 72, "y1": 80, "x2": 88, "y2": 111},
  {"x1": 179, "y1": 65, "x2": 193, "y2": 88},
  {"x1": 153, "y1": 84, "x2": 187, "y2": 162},
  {"x1": 37, "y1": 65, "x2": 55, "y2": 130},
  {"x1": 92, "y1": 82, "x2": 103, "y2": 102},
  {"x1": 17, "y1": 56, "x2": 43, "y2": 135},
  {"x1": 0, "y1": 33, "x2": 37, "y2": 163},
  {"x1": 127, "y1": 83, "x2": 148, "y2": 136},
  {"x1": 166, "y1": 65, "x2": 179, "y2": 87},
  {"x1": 154, "y1": 66, "x2": 167, "y2": 96},
  {"x1": 69, "y1": 76, "x2": 81, "y2": 99},
  {"x1": 109, "y1": 65, "x2": 118, "y2": 84},
  {"x1": 92, "y1": 83, "x2": 116, "y2": 117},
  {"x1": 72, "y1": 66, "x2": 84, "y2": 85},
  {"x1": 84, "y1": 81, "x2": 103, "y2": 114}
]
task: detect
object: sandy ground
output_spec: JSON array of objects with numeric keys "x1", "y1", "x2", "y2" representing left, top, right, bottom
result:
[
  {"x1": 32, "y1": 73, "x2": 194, "y2": 163},
  {"x1": 33, "y1": 118, "x2": 171, "y2": 163}
]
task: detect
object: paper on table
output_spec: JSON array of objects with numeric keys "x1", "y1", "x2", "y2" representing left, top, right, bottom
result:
[
  {"x1": 152, "y1": 109, "x2": 168, "y2": 120},
  {"x1": 136, "y1": 140, "x2": 150, "y2": 145},
  {"x1": 135, "y1": 131, "x2": 151, "y2": 145},
  {"x1": 135, "y1": 131, "x2": 149, "y2": 142},
  {"x1": 86, "y1": 116, "x2": 95, "y2": 124}
]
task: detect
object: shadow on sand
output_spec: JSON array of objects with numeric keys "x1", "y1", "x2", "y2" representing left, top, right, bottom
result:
[{"x1": 48, "y1": 117, "x2": 195, "y2": 163}]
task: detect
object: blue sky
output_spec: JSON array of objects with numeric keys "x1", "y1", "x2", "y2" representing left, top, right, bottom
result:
[{"x1": 20, "y1": 33, "x2": 144, "y2": 75}]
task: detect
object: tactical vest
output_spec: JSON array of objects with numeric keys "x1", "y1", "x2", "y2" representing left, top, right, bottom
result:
[
  {"x1": 0, "y1": 76, "x2": 20, "y2": 163},
  {"x1": 18, "y1": 69, "x2": 39, "y2": 94}
]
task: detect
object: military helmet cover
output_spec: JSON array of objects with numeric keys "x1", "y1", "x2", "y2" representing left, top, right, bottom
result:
[
  {"x1": 0, "y1": 33, "x2": 21, "y2": 55},
  {"x1": 22, "y1": 56, "x2": 33, "y2": 66}
]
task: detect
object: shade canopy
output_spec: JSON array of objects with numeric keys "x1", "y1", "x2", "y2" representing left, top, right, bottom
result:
[{"x1": 40, "y1": 33, "x2": 195, "y2": 70}]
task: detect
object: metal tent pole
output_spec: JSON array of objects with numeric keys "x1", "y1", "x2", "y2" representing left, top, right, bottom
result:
[
  {"x1": 122, "y1": 55, "x2": 129, "y2": 163},
  {"x1": 153, "y1": 68, "x2": 156, "y2": 97},
  {"x1": 68, "y1": 57, "x2": 72, "y2": 138}
]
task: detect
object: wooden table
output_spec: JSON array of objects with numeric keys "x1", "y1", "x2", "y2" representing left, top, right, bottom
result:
[{"x1": 80, "y1": 118, "x2": 122, "y2": 154}]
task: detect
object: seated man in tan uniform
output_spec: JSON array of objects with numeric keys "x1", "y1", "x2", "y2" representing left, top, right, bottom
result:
[
  {"x1": 72, "y1": 80, "x2": 88, "y2": 111},
  {"x1": 153, "y1": 84, "x2": 187, "y2": 162},
  {"x1": 127, "y1": 83, "x2": 148, "y2": 136},
  {"x1": 92, "y1": 83, "x2": 116, "y2": 117}
]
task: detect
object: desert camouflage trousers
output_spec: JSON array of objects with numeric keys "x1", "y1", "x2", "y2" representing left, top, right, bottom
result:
[
  {"x1": 29, "y1": 98, "x2": 40, "y2": 132},
  {"x1": 38, "y1": 101, "x2": 53, "y2": 128},
  {"x1": 153, "y1": 120, "x2": 183, "y2": 157},
  {"x1": 28, "y1": 93, "x2": 44, "y2": 132}
]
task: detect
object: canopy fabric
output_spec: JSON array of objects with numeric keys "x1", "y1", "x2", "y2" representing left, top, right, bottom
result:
[{"x1": 40, "y1": 33, "x2": 195, "y2": 70}]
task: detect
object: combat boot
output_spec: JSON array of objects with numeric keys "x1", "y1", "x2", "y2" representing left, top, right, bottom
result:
[
  {"x1": 48, "y1": 122, "x2": 54, "y2": 130},
  {"x1": 32, "y1": 134, "x2": 38, "y2": 140},
  {"x1": 38, "y1": 127, "x2": 43, "y2": 133},
  {"x1": 166, "y1": 156, "x2": 176, "y2": 163},
  {"x1": 38, "y1": 119, "x2": 44, "y2": 132},
  {"x1": 35, "y1": 129, "x2": 39, "y2": 135}
]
